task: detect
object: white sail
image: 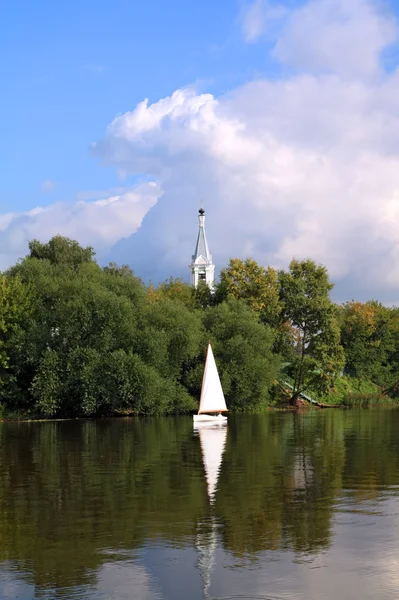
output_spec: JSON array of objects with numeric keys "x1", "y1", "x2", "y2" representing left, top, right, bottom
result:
[
  {"x1": 198, "y1": 425, "x2": 227, "y2": 503},
  {"x1": 198, "y1": 344, "x2": 228, "y2": 414}
]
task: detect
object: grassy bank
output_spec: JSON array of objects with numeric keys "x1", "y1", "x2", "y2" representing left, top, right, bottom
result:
[
  {"x1": 321, "y1": 377, "x2": 399, "y2": 408},
  {"x1": 274, "y1": 375, "x2": 399, "y2": 409},
  {"x1": 339, "y1": 393, "x2": 397, "y2": 408}
]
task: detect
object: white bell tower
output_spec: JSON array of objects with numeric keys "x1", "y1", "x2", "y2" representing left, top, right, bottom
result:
[{"x1": 190, "y1": 207, "x2": 215, "y2": 290}]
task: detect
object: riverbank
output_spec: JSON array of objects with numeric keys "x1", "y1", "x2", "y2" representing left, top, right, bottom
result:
[
  {"x1": 280, "y1": 375, "x2": 399, "y2": 409},
  {"x1": 2, "y1": 399, "x2": 399, "y2": 423}
]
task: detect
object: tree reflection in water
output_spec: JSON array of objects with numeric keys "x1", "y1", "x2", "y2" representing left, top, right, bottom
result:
[{"x1": 1, "y1": 411, "x2": 399, "y2": 598}]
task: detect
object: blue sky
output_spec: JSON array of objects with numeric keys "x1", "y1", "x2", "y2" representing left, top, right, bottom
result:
[
  {"x1": 3, "y1": 0, "x2": 399, "y2": 301},
  {"x1": 2, "y1": 0, "x2": 278, "y2": 212}
]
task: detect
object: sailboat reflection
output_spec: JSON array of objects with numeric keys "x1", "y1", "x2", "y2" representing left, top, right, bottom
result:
[{"x1": 195, "y1": 423, "x2": 227, "y2": 598}]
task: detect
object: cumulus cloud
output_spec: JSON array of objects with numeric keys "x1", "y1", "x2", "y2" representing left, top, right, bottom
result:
[
  {"x1": 272, "y1": 0, "x2": 398, "y2": 76},
  {"x1": 241, "y1": 0, "x2": 397, "y2": 76},
  {"x1": 0, "y1": 183, "x2": 160, "y2": 271},
  {"x1": 92, "y1": 0, "x2": 399, "y2": 303},
  {"x1": 4, "y1": 0, "x2": 397, "y2": 302}
]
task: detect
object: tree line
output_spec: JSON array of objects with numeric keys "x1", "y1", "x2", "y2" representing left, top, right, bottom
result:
[{"x1": 0, "y1": 235, "x2": 398, "y2": 418}]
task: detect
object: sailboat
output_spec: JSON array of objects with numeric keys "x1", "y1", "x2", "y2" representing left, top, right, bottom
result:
[{"x1": 194, "y1": 343, "x2": 228, "y2": 424}]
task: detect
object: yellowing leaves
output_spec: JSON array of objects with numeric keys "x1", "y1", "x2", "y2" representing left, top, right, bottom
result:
[
  {"x1": 344, "y1": 301, "x2": 378, "y2": 333},
  {"x1": 145, "y1": 277, "x2": 198, "y2": 309},
  {"x1": 217, "y1": 258, "x2": 281, "y2": 326}
]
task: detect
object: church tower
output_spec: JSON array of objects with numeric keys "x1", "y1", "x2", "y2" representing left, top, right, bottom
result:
[{"x1": 190, "y1": 207, "x2": 215, "y2": 290}]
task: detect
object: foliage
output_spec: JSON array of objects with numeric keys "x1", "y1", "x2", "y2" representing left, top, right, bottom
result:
[
  {"x1": 193, "y1": 279, "x2": 214, "y2": 308},
  {"x1": 339, "y1": 301, "x2": 399, "y2": 389},
  {"x1": 1, "y1": 240, "x2": 199, "y2": 417},
  {"x1": 147, "y1": 277, "x2": 197, "y2": 308},
  {"x1": 28, "y1": 235, "x2": 95, "y2": 269},
  {"x1": 3, "y1": 235, "x2": 399, "y2": 417},
  {"x1": 216, "y1": 258, "x2": 281, "y2": 327},
  {"x1": 137, "y1": 296, "x2": 204, "y2": 381},
  {"x1": 147, "y1": 277, "x2": 213, "y2": 309},
  {"x1": 279, "y1": 259, "x2": 345, "y2": 402},
  {"x1": 0, "y1": 275, "x2": 32, "y2": 374},
  {"x1": 201, "y1": 297, "x2": 280, "y2": 411}
]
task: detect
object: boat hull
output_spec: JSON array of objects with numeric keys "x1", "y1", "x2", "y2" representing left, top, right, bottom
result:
[{"x1": 193, "y1": 414, "x2": 227, "y2": 424}]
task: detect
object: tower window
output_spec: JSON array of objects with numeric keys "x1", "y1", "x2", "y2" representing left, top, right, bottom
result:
[{"x1": 199, "y1": 273, "x2": 206, "y2": 280}]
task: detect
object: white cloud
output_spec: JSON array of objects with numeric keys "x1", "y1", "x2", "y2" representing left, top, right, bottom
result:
[
  {"x1": 241, "y1": 0, "x2": 397, "y2": 77},
  {"x1": 92, "y1": 0, "x2": 399, "y2": 302},
  {"x1": 241, "y1": 0, "x2": 268, "y2": 43},
  {"x1": 41, "y1": 180, "x2": 57, "y2": 193},
  {"x1": 241, "y1": 0, "x2": 287, "y2": 43},
  {"x1": 0, "y1": 183, "x2": 160, "y2": 271},
  {"x1": 4, "y1": 0, "x2": 398, "y2": 301},
  {"x1": 272, "y1": 0, "x2": 398, "y2": 76}
]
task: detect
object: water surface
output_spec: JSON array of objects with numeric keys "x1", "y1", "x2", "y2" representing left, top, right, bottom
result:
[{"x1": 1, "y1": 410, "x2": 399, "y2": 599}]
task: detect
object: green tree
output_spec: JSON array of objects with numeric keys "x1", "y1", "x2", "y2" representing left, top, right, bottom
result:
[
  {"x1": 216, "y1": 258, "x2": 282, "y2": 327},
  {"x1": 137, "y1": 296, "x2": 204, "y2": 382},
  {"x1": 339, "y1": 301, "x2": 399, "y2": 389},
  {"x1": 279, "y1": 259, "x2": 344, "y2": 402},
  {"x1": 0, "y1": 274, "x2": 32, "y2": 374},
  {"x1": 201, "y1": 297, "x2": 280, "y2": 411},
  {"x1": 146, "y1": 277, "x2": 213, "y2": 309},
  {"x1": 4, "y1": 236, "x2": 204, "y2": 417},
  {"x1": 146, "y1": 277, "x2": 196, "y2": 308},
  {"x1": 28, "y1": 235, "x2": 95, "y2": 269},
  {"x1": 193, "y1": 279, "x2": 213, "y2": 308}
]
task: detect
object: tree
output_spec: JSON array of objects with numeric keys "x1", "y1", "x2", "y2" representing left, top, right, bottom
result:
[
  {"x1": 340, "y1": 302, "x2": 386, "y2": 382},
  {"x1": 138, "y1": 295, "x2": 204, "y2": 381},
  {"x1": 279, "y1": 259, "x2": 344, "y2": 402},
  {"x1": 145, "y1": 277, "x2": 213, "y2": 309},
  {"x1": 28, "y1": 236, "x2": 95, "y2": 269},
  {"x1": 146, "y1": 277, "x2": 196, "y2": 308},
  {"x1": 32, "y1": 347, "x2": 195, "y2": 417},
  {"x1": 193, "y1": 280, "x2": 213, "y2": 308},
  {"x1": 0, "y1": 275, "x2": 32, "y2": 374},
  {"x1": 339, "y1": 301, "x2": 399, "y2": 390},
  {"x1": 4, "y1": 244, "x2": 201, "y2": 418},
  {"x1": 201, "y1": 297, "x2": 280, "y2": 411},
  {"x1": 216, "y1": 258, "x2": 281, "y2": 328}
]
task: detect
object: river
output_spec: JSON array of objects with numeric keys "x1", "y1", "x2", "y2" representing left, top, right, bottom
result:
[{"x1": 1, "y1": 410, "x2": 399, "y2": 599}]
